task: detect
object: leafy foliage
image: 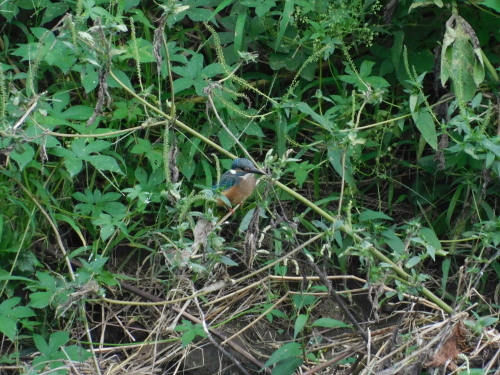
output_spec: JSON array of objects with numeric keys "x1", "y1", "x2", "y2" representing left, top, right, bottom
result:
[{"x1": 0, "y1": 0, "x2": 499, "y2": 373}]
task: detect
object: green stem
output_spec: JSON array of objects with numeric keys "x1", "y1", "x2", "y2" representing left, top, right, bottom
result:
[{"x1": 109, "y1": 70, "x2": 454, "y2": 314}]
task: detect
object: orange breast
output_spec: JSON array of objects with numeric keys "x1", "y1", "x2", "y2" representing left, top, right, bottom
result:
[{"x1": 218, "y1": 175, "x2": 257, "y2": 207}]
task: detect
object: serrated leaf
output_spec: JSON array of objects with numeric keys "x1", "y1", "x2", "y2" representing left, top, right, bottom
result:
[
  {"x1": 86, "y1": 155, "x2": 123, "y2": 174},
  {"x1": 33, "y1": 334, "x2": 50, "y2": 354},
  {"x1": 181, "y1": 330, "x2": 195, "y2": 347},
  {"x1": 29, "y1": 292, "x2": 52, "y2": 308},
  {"x1": 82, "y1": 67, "x2": 99, "y2": 93},
  {"x1": 107, "y1": 69, "x2": 133, "y2": 90},
  {"x1": 36, "y1": 271, "x2": 57, "y2": 290},
  {"x1": 49, "y1": 331, "x2": 70, "y2": 349},
  {"x1": 11, "y1": 144, "x2": 35, "y2": 171},
  {"x1": 0, "y1": 297, "x2": 21, "y2": 314},
  {"x1": 0, "y1": 317, "x2": 17, "y2": 341}
]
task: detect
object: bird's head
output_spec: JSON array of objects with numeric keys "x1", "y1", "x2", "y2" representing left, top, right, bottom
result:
[{"x1": 231, "y1": 158, "x2": 266, "y2": 175}]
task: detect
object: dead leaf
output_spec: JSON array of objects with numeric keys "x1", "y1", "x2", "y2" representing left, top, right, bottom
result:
[{"x1": 424, "y1": 321, "x2": 466, "y2": 370}]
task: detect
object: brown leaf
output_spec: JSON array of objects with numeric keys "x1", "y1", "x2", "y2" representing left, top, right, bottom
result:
[{"x1": 424, "y1": 322, "x2": 466, "y2": 370}]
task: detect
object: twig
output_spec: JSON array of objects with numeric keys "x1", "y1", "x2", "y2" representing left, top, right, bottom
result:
[
  {"x1": 191, "y1": 283, "x2": 252, "y2": 375},
  {"x1": 300, "y1": 255, "x2": 379, "y2": 355}
]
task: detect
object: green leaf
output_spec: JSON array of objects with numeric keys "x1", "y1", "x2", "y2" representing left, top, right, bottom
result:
[
  {"x1": 391, "y1": 31, "x2": 404, "y2": 68},
  {"x1": 441, "y1": 258, "x2": 451, "y2": 296},
  {"x1": 0, "y1": 297, "x2": 21, "y2": 314},
  {"x1": 33, "y1": 334, "x2": 50, "y2": 355},
  {"x1": 41, "y1": 2, "x2": 69, "y2": 25},
  {"x1": 81, "y1": 66, "x2": 99, "y2": 93},
  {"x1": 48, "y1": 331, "x2": 70, "y2": 350},
  {"x1": 480, "y1": 0, "x2": 500, "y2": 12},
  {"x1": 473, "y1": 49, "x2": 485, "y2": 86},
  {"x1": 208, "y1": 0, "x2": 235, "y2": 21},
  {"x1": 86, "y1": 155, "x2": 123, "y2": 174},
  {"x1": 294, "y1": 102, "x2": 332, "y2": 131},
  {"x1": 328, "y1": 147, "x2": 355, "y2": 187},
  {"x1": 174, "y1": 320, "x2": 192, "y2": 332},
  {"x1": 219, "y1": 256, "x2": 238, "y2": 266},
  {"x1": 64, "y1": 157, "x2": 83, "y2": 177},
  {"x1": 181, "y1": 330, "x2": 195, "y2": 347},
  {"x1": 234, "y1": 12, "x2": 246, "y2": 54},
  {"x1": 29, "y1": 291, "x2": 53, "y2": 308},
  {"x1": 275, "y1": 0, "x2": 294, "y2": 50},
  {"x1": 107, "y1": 69, "x2": 133, "y2": 90},
  {"x1": 60, "y1": 105, "x2": 94, "y2": 120},
  {"x1": 481, "y1": 139, "x2": 500, "y2": 158},
  {"x1": 0, "y1": 317, "x2": 17, "y2": 341},
  {"x1": 358, "y1": 210, "x2": 393, "y2": 222},
  {"x1": 447, "y1": 185, "x2": 464, "y2": 228},
  {"x1": 405, "y1": 256, "x2": 421, "y2": 268},
  {"x1": 244, "y1": 121, "x2": 265, "y2": 137},
  {"x1": 311, "y1": 318, "x2": 351, "y2": 328},
  {"x1": 419, "y1": 227, "x2": 442, "y2": 252},
  {"x1": 239, "y1": 208, "x2": 255, "y2": 233},
  {"x1": 11, "y1": 144, "x2": 35, "y2": 171},
  {"x1": 411, "y1": 108, "x2": 437, "y2": 150},
  {"x1": 272, "y1": 357, "x2": 303, "y2": 375},
  {"x1": 62, "y1": 345, "x2": 93, "y2": 362},
  {"x1": 294, "y1": 314, "x2": 308, "y2": 339},
  {"x1": 292, "y1": 294, "x2": 316, "y2": 310},
  {"x1": 125, "y1": 38, "x2": 155, "y2": 63},
  {"x1": 263, "y1": 342, "x2": 302, "y2": 368},
  {"x1": 36, "y1": 271, "x2": 57, "y2": 291},
  {"x1": 382, "y1": 229, "x2": 405, "y2": 254},
  {"x1": 82, "y1": 140, "x2": 112, "y2": 154},
  {"x1": 11, "y1": 306, "x2": 35, "y2": 319},
  {"x1": 0, "y1": 1, "x2": 19, "y2": 22}
]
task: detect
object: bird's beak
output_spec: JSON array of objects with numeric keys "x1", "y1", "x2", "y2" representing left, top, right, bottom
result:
[{"x1": 249, "y1": 168, "x2": 266, "y2": 175}]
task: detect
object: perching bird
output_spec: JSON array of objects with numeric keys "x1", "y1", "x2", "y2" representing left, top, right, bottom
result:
[{"x1": 214, "y1": 158, "x2": 266, "y2": 208}]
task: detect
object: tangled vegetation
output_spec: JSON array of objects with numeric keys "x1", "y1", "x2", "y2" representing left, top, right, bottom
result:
[{"x1": 1, "y1": 0, "x2": 499, "y2": 373}]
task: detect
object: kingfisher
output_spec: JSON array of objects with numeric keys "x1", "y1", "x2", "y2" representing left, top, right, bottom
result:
[{"x1": 214, "y1": 158, "x2": 266, "y2": 208}]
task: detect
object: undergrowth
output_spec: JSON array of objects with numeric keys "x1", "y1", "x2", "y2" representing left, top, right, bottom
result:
[{"x1": 0, "y1": 0, "x2": 499, "y2": 374}]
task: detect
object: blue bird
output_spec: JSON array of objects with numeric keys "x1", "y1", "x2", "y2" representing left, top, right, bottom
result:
[{"x1": 214, "y1": 158, "x2": 266, "y2": 208}]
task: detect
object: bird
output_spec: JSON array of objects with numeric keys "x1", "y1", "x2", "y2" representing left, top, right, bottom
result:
[{"x1": 214, "y1": 158, "x2": 266, "y2": 208}]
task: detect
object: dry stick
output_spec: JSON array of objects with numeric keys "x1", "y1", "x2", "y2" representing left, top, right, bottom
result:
[
  {"x1": 206, "y1": 275, "x2": 366, "y2": 307},
  {"x1": 118, "y1": 281, "x2": 270, "y2": 373},
  {"x1": 107, "y1": 69, "x2": 453, "y2": 314},
  {"x1": 301, "y1": 345, "x2": 365, "y2": 375},
  {"x1": 43, "y1": 248, "x2": 269, "y2": 373},
  {"x1": 191, "y1": 284, "x2": 252, "y2": 375},
  {"x1": 221, "y1": 292, "x2": 290, "y2": 346},
  {"x1": 377, "y1": 312, "x2": 468, "y2": 372},
  {"x1": 102, "y1": 232, "x2": 327, "y2": 308},
  {"x1": 301, "y1": 256, "x2": 379, "y2": 355},
  {"x1": 483, "y1": 346, "x2": 500, "y2": 374}
]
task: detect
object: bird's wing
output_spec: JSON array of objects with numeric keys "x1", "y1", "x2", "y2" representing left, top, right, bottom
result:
[{"x1": 213, "y1": 171, "x2": 240, "y2": 190}]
